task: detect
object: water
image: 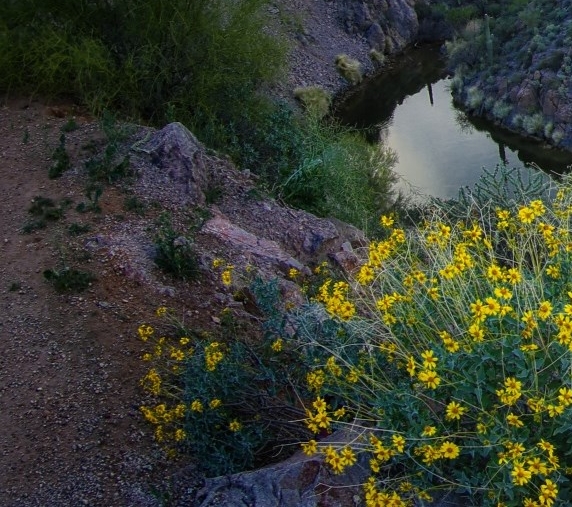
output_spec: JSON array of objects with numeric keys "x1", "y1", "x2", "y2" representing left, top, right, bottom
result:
[{"x1": 335, "y1": 46, "x2": 572, "y2": 200}]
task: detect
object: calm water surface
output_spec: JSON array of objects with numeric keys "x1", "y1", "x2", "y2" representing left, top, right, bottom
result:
[{"x1": 336, "y1": 46, "x2": 572, "y2": 200}]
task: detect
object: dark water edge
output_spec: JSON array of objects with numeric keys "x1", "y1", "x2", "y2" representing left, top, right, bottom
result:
[{"x1": 335, "y1": 45, "x2": 572, "y2": 199}]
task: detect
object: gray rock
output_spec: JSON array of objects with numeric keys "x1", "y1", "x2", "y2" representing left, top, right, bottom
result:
[{"x1": 133, "y1": 122, "x2": 208, "y2": 206}]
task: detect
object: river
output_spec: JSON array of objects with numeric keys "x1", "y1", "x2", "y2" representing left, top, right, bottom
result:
[{"x1": 335, "y1": 45, "x2": 572, "y2": 200}]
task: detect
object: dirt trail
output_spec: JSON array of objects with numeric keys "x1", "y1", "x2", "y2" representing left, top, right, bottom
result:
[{"x1": 0, "y1": 100, "x2": 202, "y2": 506}]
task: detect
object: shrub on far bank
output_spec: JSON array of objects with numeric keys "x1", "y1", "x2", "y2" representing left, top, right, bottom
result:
[{"x1": 335, "y1": 54, "x2": 363, "y2": 85}]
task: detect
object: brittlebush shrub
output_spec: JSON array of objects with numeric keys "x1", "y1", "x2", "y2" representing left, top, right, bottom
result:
[
  {"x1": 137, "y1": 274, "x2": 312, "y2": 477},
  {"x1": 286, "y1": 174, "x2": 572, "y2": 505}
]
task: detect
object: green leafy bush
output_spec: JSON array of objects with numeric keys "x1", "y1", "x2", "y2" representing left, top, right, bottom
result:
[{"x1": 43, "y1": 267, "x2": 96, "y2": 292}]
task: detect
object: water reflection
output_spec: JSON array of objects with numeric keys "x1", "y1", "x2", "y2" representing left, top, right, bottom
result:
[{"x1": 335, "y1": 45, "x2": 572, "y2": 199}]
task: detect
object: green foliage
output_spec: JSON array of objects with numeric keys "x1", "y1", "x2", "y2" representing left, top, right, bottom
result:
[
  {"x1": 278, "y1": 118, "x2": 398, "y2": 232},
  {"x1": 446, "y1": 19, "x2": 486, "y2": 72},
  {"x1": 444, "y1": 5, "x2": 478, "y2": 29},
  {"x1": 491, "y1": 100, "x2": 512, "y2": 121},
  {"x1": 153, "y1": 213, "x2": 199, "y2": 281},
  {"x1": 522, "y1": 113, "x2": 545, "y2": 136},
  {"x1": 293, "y1": 86, "x2": 331, "y2": 119},
  {"x1": 85, "y1": 111, "x2": 132, "y2": 183},
  {"x1": 123, "y1": 195, "x2": 146, "y2": 216},
  {"x1": 76, "y1": 183, "x2": 104, "y2": 213},
  {"x1": 61, "y1": 118, "x2": 79, "y2": 133},
  {"x1": 67, "y1": 222, "x2": 91, "y2": 236},
  {"x1": 465, "y1": 85, "x2": 484, "y2": 111},
  {"x1": 335, "y1": 54, "x2": 362, "y2": 85},
  {"x1": 0, "y1": 0, "x2": 287, "y2": 132},
  {"x1": 23, "y1": 196, "x2": 69, "y2": 233},
  {"x1": 48, "y1": 133, "x2": 71, "y2": 179},
  {"x1": 43, "y1": 267, "x2": 96, "y2": 292}
]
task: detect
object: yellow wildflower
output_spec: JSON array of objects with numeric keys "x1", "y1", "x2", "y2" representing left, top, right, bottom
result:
[
  {"x1": 421, "y1": 425, "x2": 437, "y2": 437},
  {"x1": 445, "y1": 401, "x2": 467, "y2": 421},
  {"x1": 190, "y1": 400, "x2": 203, "y2": 413},
  {"x1": 418, "y1": 369, "x2": 440, "y2": 389},
  {"x1": 511, "y1": 462, "x2": 532, "y2": 486},
  {"x1": 301, "y1": 439, "x2": 317, "y2": 456},
  {"x1": 506, "y1": 413, "x2": 524, "y2": 427},
  {"x1": 391, "y1": 434, "x2": 406, "y2": 453},
  {"x1": 174, "y1": 428, "x2": 186, "y2": 442},
  {"x1": 421, "y1": 349, "x2": 438, "y2": 370},
  {"x1": 537, "y1": 300, "x2": 553, "y2": 320},
  {"x1": 271, "y1": 338, "x2": 283, "y2": 352},
  {"x1": 440, "y1": 441, "x2": 460, "y2": 459},
  {"x1": 209, "y1": 398, "x2": 222, "y2": 409},
  {"x1": 229, "y1": 419, "x2": 242, "y2": 432}
]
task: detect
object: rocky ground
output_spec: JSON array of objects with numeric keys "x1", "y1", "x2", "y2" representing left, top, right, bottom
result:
[{"x1": 0, "y1": 1, "x2": 411, "y2": 505}]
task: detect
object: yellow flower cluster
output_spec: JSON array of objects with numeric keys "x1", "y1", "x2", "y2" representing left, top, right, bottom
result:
[
  {"x1": 414, "y1": 440, "x2": 460, "y2": 464},
  {"x1": 316, "y1": 279, "x2": 355, "y2": 320},
  {"x1": 496, "y1": 377, "x2": 522, "y2": 406},
  {"x1": 138, "y1": 324, "x2": 154, "y2": 341},
  {"x1": 323, "y1": 445, "x2": 356, "y2": 474},
  {"x1": 139, "y1": 402, "x2": 188, "y2": 444},
  {"x1": 517, "y1": 200, "x2": 546, "y2": 224},
  {"x1": 212, "y1": 258, "x2": 235, "y2": 286},
  {"x1": 305, "y1": 397, "x2": 332, "y2": 433},
  {"x1": 140, "y1": 368, "x2": 161, "y2": 395},
  {"x1": 306, "y1": 369, "x2": 325, "y2": 392},
  {"x1": 356, "y1": 224, "x2": 406, "y2": 285},
  {"x1": 204, "y1": 341, "x2": 225, "y2": 371},
  {"x1": 363, "y1": 476, "x2": 432, "y2": 507}
]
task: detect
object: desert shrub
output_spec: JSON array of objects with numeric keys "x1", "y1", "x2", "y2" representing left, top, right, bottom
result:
[
  {"x1": 492, "y1": 100, "x2": 512, "y2": 121},
  {"x1": 0, "y1": 0, "x2": 287, "y2": 142},
  {"x1": 335, "y1": 54, "x2": 362, "y2": 85},
  {"x1": 84, "y1": 110, "x2": 132, "y2": 183},
  {"x1": 465, "y1": 85, "x2": 484, "y2": 111},
  {"x1": 48, "y1": 133, "x2": 72, "y2": 179},
  {"x1": 293, "y1": 86, "x2": 331, "y2": 119},
  {"x1": 445, "y1": 5, "x2": 479, "y2": 29},
  {"x1": 522, "y1": 113, "x2": 545, "y2": 136},
  {"x1": 369, "y1": 49, "x2": 385, "y2": 67},
  {"x1": 534, "y1": 51, "x2": 565, "y2": 72},
  {"x1": 446, "y1": 35, "x2": 484, "y2": 72},
  {"x1": 43, "y1": 267, "x2": 96, "y2": 292},
  {"x1": 140, "y1": 167, "x2": 572, "y2": 504}
]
